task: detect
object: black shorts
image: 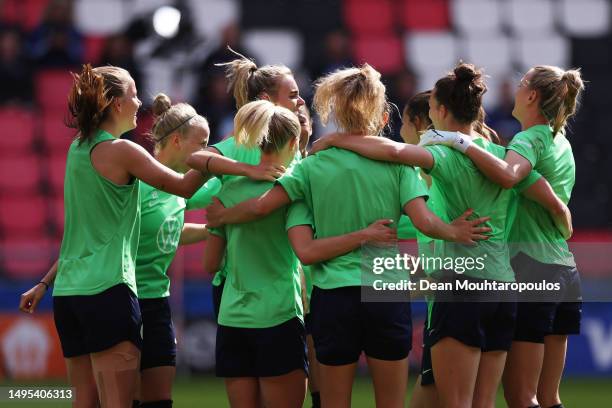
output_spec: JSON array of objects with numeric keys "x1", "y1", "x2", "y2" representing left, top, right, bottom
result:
[
  {"x1": 428, "y1": 275, "x2": 517, "y2": 352},
  {"x1": 139, "y1": 297, "x2": 177, "y2": 370},
  {"x1": 512, "y1": 253, "x2": 582, "y2": 343},
  {"x1": 216, "y1": 317, "x2": 307, "y2": 378},
  {"x1": 420, "y1": 319, "x2": 434, "y2": 386},
  {"x1": 53, "y1": 283, "x2": 142, "y2": 358},
  {"x1": 212, "y1": 279, "x2": 225, "y2": 321},
  {"x1": 310, "y1": 286, "x2": 412, "y2": 366}
]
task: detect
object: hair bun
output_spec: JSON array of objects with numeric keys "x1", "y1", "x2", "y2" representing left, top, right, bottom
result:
[
  {"x1": 152, "y1": 93, "x2": 172, "y2": 117},
  {"x1": 562, "y1": 69, "x2": 585, "y2": 94},
  {"x1": 454, "y1": 63, "x2": 480, "y2": 83}
]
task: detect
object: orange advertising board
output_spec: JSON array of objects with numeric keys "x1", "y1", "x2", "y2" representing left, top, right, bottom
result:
[{"x1": 0, "y1": 313, "x2": 66, "y2": 380}]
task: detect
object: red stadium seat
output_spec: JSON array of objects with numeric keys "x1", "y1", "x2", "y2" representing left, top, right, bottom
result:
[
  {"x1": 0, "y1": 156, "x2": 42, "y2": 195},
  {"x1": 353, "y1": 34, "x2": 404, "y2": 74},
  {"x1": 0, "y1": 108, "x2": 36, "y2": 155},
  {"x1": 2, "y1": 237, "x2": 56, "y2": 279},
  {"x1": 0, "y1": 197, "x2": 48, "y2": 238},
  {"x1": 83, "y1": 35, "x2": 107, "y2": 65},
  {"x1": 181, "y1": 209, "x2": 207, "y2": 278},
  {"x1": 399, "y1": 0, "x2": 450, "y2": 31},
  {"x1": 178, "y1": 242, "x2": 207, "y2": 279},
  {"x1": 50, "y1": 195, "x2": 64, "y2": 238},
  {"x1": 46, "y1": 153, "x2": 67, "y2": 195},
  {"x1": 0, "y1": 0, "x2": 21, "y2": 26},
  {"x1": 41, "y1": 112, "x2": 76, "y2": 153},
  {"x1": 35, "y1": 70, "x2": 74, "y2": 113},
  {"x1": 1, "y1": 0, "x2": 48, "y2": 30},
  {"x1": 133, "y1": 111, "x2": 155, "y2": 153},
  {"x1": 21, "y1": 0, "x2": 49, "y2": 31},
  {"x1": 344, "y1": 0, "x2": 394, "y2": 36}
]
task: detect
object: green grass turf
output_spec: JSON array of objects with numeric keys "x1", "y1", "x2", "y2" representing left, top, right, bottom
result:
[{"x1": 2, "y1": 376, "x2": 611, "y2": 407}]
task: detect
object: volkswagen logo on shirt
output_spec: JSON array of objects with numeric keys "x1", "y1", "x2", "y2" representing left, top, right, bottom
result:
[{"x1": 157, "y1": 215, "x2": 181, "y2": 254}]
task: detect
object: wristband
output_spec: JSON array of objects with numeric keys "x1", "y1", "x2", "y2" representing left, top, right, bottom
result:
[{"x1": 39, "y1": 281, "x2": 49, "y2": 291}]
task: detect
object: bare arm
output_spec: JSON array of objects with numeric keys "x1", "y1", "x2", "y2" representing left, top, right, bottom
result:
[
  {"x1": 312, "y1": 134, "x2": 434, "y2": 169},
  {"x1": 187, "y1": 150, "x2": 285, "y2": 182},
  {"x1": 288, "y1": 220, "x2": 397, "y2": 265},
  {"x1": 205, "y1": 185, "x2": 292, "y2": 228},
  {"x1": 118, "y1": 140, "x2": 206, "y2": 198},
  {"x1": 19, "y1": 259, "x2": 58, "y2": 314},
  {"x1": 464, "y1": 146, "x2": 533, "y2": 189},
  {"x1": 202, "y1": 234, "x2": 226, "y2": 275},
  {"x1": 404, "y1": 198, "x2": 491, "y2": 244},
  {"x1": 522, "y1": 178, "x2": 573, "y2": 240},
  {"x1": 179, "y1": 223, "x2": 209, "y2": 245}
]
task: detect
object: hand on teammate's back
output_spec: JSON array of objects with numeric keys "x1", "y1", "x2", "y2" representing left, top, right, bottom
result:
[
  {"x1": 247, "y1": 162, "x2": 286, "y2": 182},
  {"x1": 19, "y1": 283, "x2": 47, "y2": 314},
  {"x1": 362, "y1": 219, "x2": 398, "y2": 244},
  {"x1": 205, "y1": 197, "x2": 226, "y2": 228},
  {"x1": 450, "y1": 208, "x2": 492, "y2": 245}
]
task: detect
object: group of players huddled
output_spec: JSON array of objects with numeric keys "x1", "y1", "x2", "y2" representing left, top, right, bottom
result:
[{"x1": 19, "y1": 45, "x2": 584, "y2": 408}]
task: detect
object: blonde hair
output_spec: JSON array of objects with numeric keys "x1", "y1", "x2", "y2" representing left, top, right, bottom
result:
[
  {"x1": 528, "y1": 65, "x2": 585, "y2": 135},
  {"x1": 67, "y1": 64, "x2": 131, "y2": 144},
  {"x1": 234, "y1": 100, "x2": 300, "y2": 154},
  {"x1": 150, "y1": 93, "x2": 208, "y2": 153},
  {"x1": 217, "y1": 48, "x2": 293, "y2": 109},
  {"x1": 313, "y1": 64, "x2": 390, "y2": 135}
]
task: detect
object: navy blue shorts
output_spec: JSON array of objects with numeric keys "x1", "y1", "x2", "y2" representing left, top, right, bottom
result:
[
  {"x1": 304, "y1": 313, "x2": 312, "y2": 336},
  {"x1": 428, "y1": 275, "x2": 517, "y2": 352},
  {"x1": 216, "y1": 317, "x2": 307, "y2": 378},
  {"x1": 511, "y1": 253, "x2": 582, "y2": 343},
  {"x1": 310, "y1": 286, "x2": 412, "y2": 366},
  {"x1": 53, "y1": 283, "x2": 142, "y2": 358},
  {"x1": 420, "y1": 319, "x2": 434, "y2": 386},
  {"x1": 139, "y1": 297, "x2": 177, "y2": 370},
  {"x1": 212, "y1": 279, "x2": 225, "y2": 321}
]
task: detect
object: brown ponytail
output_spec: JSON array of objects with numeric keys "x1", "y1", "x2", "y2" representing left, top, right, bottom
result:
[
  {"x1": 433, "y1": 63, "x2": 487, "y2": 125},
  {"x1": 67, "y1": 64, "x2": 130, "y2": 144}
]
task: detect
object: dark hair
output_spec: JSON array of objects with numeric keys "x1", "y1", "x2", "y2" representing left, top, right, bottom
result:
[
  {"x1": 434, "y1": 63, "x2": 486, "y2": 125},
  {"x1": 403, "y1": 90, "x2": 432, "y2": 128},
  {"x1": 474, "y1": 107, "x2": 501, "y2": 145},
  {"x1": 67, "y1": 64, "x2": 130, "y2": 144}
]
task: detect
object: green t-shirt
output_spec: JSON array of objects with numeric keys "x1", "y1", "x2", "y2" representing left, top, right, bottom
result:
[
  {"x1": 415, "y1": 177, "x2": 448, "y2": 276},
  {"x1": 209, "y1": 137, "x2": 302, "y2": 286},
  {"x1": 186, "y1": 177, "x2": 222, "y2": 210},
  {"x1": 278, "y1": 148, "x2": 428, "y2": 289},
  {"x1": 398, "y1": 216, "x2": 417, "y2": 240},
  {"x1": 506, "y1": 125, "x2": 576, "y2": 266},
  {"x1": 135, "y1": 183, "x2": 186, "y2": 299},
  {"x1": 54, "y1": 130, "x2": 141, "y2": 296},
  {"x1": 424, "y1": 138, "x2": 536, "y2": 282},
  {"x1": 209, "y1": 177, "x2": 303, "y2": 328},
  {"x1": 285, "y1": 200, "x2": 316, "y2": 306}
]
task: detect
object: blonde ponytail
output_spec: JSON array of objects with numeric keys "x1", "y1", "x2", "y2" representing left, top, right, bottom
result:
[{"x1": 313, "y1": 64, "x2": 389, "y2": 135}]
